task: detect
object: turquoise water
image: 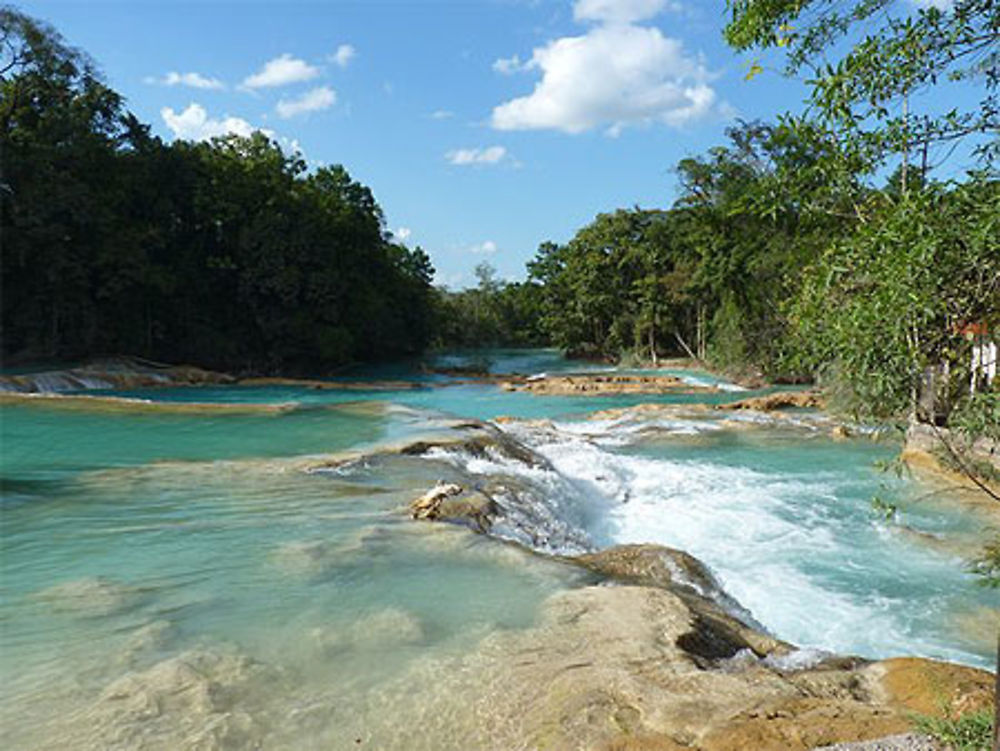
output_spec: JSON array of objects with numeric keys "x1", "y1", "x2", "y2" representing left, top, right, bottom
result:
[{"x1": 0, "y1": 350, "x2": 996, "y2": 749}]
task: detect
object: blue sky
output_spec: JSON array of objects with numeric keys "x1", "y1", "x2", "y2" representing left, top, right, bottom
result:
[{"x1": 16, "y1": 0, "x2": 971, "y2": 288}]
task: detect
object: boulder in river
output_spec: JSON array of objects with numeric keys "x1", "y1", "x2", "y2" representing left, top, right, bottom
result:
[{"x1": 410, "y1": 482, "x2": 498, "y2": 533}]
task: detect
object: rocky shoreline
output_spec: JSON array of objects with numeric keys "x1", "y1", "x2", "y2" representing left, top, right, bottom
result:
[
  {"x1": 393, "y1": 411, "x2": 996, "y2": 751},
  {"x1": 405, "y1": 482, "x2": 994, "y2": 749}
]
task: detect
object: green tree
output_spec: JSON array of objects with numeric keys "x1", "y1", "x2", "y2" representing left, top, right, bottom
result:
[
  {"x1": 787, "y1": 179, "x2": 1000, "y2": 419},
  {"x1": 725, "y1": 0, "x2": 1000, "y2": 175},
  {"x1": 1, "y1": 8, "x2": 437, "y2": 373},
  {"x1": 1, "y1": 6, "x2": 127, "y2": 358}
]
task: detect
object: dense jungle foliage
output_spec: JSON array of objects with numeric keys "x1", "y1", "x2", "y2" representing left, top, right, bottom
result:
[
  {"x1": 523, "y1": 0, "x2": 999, "y2": 425},
  {"x1": 1, "y1": 8, "x2": 435, "y2": 374}
]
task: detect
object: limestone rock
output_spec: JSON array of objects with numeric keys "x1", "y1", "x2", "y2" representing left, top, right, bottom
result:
[
  {"x1": 501, "y1": 373, "x2": 716, "y2": 396},
  {"x1": 0, "y1": 357, "x2": 233, "y2": 394},
  {"x1": 372, "y1": 584, "x2": 993, "y2": 751},
  {"x1": 410, "y1": 483, "x2": 498, "y2": 533},
  {"x1": 49, "y1": 649, "x2": 280, "y2": 750},
  {"x1": 571, "y1": 544, "x2": 789, "y2": 661},
  {"x1": 715, "y1": 391, "x2": 823, "y2": 411},
  {"x1": 36, "y1": 577, "x2": 145, "y2": 618},
  {"x1": 400, "y1": 428, "x2": 552, "y2": 470}
]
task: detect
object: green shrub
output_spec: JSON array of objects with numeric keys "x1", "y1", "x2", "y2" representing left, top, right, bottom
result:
[{"x1": 914, "y1": 709, "x2": 994, "y2": 751}]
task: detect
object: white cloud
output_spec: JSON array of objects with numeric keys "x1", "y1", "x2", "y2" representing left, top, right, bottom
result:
[
  {"x1": 147, "y1": 71, "x2": 225, "y2": 90},
  {"x1": 446, "y1": 146, "x2": 508, "y2": 165},
  {"x1": 491, "y1": 23, "x2": 716, "y2": 135},
  {"x1": 161, "y1": 103, "x2": 260, "y2": 141},
  {"x1": 330, "y1": 44, "x2": 356, "y2": 68},
  {"x1": 573, "y1": 0, "x2": 676, "y2": 24},
  {"x1": 493, "y1": 54, "x2": 526, "y2": 74},
  {"x1": 430, "y1": 109, "x2": 454, "y2": 120},
  {"x1": 395, "y1": 227, "x2": 412, "y2": 241},
  {"x1": 276, "y1": 86, "x2": 336, "y2": 119},
  {"x1": 468, "y1": 240, "x2": 498, "y2": 255},
  {"x1": 243, "y1": 54, "x2": 320, "y2": 89}
]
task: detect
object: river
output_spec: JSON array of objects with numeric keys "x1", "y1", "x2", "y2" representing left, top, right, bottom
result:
[{"x1": 0, "y1": 349, "x2": 995, "y2": 749}]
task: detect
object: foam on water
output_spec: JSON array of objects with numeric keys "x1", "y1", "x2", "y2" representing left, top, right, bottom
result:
[
  {"x1": 501, "y1": 416, "x2": 996, "y2": 667},
  {"x1": 419, "y1": 445, "x2": 597, "y2": 554}
]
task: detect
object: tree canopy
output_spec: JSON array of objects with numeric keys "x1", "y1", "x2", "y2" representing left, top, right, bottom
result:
[
  {"x1": 1, "y1": 7, "x2": 436, "y2": 373},
  {"x1": 725, "y1": 0, "x2": 1000, "y2": 172}
]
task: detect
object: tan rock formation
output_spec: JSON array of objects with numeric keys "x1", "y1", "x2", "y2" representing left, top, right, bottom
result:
[
  {"x1": 715, "y1": 390, "x2": 824, "y2": 411},
  {"x1": 410, "y1": 482, "x2": 498, "y2": 533},
  {"x1": 361, "y1": 583, "x2": 993, "y2": 751},
  {"x1": 501, "y1": 374, "x2": 716, "y2": 396}
]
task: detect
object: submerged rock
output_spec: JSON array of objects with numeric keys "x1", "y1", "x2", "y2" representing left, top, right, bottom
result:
[
  {"x1": 270, "y1": 539, "x2": 346, "y2": 578},
  {"x1": 310, "y1": 607, "x2": 425, "y2": 653},
  {"x1": 55, "y1": 649, "x2": 279, "y2": 751},
  {"x1": 36, "y1": 576, "x2": 145, "y2": 618}
]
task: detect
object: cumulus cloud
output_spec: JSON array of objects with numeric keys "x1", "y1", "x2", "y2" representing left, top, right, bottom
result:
[
  {"x1": 468, "y1": 240, "x2": 498, "y2": 255},
  {"x1": 276, "y1": 86, "x2": 337, "y2": 119},
  {"x1": 243, "y1": 54, "x2": 320, "y2": 89},
  {"x1": 491, "y1": 22, "x2": 716, "y2": 135},
  {"x1": 573, "y1": 0, "x2": 676, "y2": 24},
  {"x1": 330, "y1": 44, "x2": 356, "y2": 68},
  {"x1": 161, "y1": 103, "x2": 259, "y2": 141},
  {"x1": 446, "y1": 146, "x2": 508, "y2": 166},
  {"x1": 147, "y1": 71, "x2": 225, "y2": 90}
]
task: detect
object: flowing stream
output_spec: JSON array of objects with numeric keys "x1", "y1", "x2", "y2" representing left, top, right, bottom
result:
[{"x1": 1, "y1": 349, "x2": 996, "y2": 749}]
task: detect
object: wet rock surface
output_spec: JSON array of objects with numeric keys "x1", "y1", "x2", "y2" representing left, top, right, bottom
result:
[
  {"x1": 236, "y1": 376, "x2": 422, "y2": 391},
  {"x1": 501, "y1": 373, "x2": 716, "y2": 395},
  {"x1": 49, "y1": 649, "x2": 281, "y2": 751},
  {"x1": 35, "y1": 576, "x2": 147, "y2": 618},
  {"x1": 0, "y1": 357, "x2": 233, "y2": 393},
  {"x1": 346, "y1": 583, "x2": 993, "y2": 751},
  {"x1": 715, "y1": 390, "x2": 824, "y2": 411},
  {"x1": 410, "y1": 482, "x2": 498, "y2": 533}
]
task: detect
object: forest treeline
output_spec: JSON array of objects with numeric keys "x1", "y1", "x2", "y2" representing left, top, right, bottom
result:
[
  {"x1": 2, "y1": 2, "x2": 998, "y2": 422},
  {"x1": 1, "y1": 8, "x2": 436, "y2": 374},
  {"x1": 459, "y1": 0, "x2": 999, "y2": 430}
]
